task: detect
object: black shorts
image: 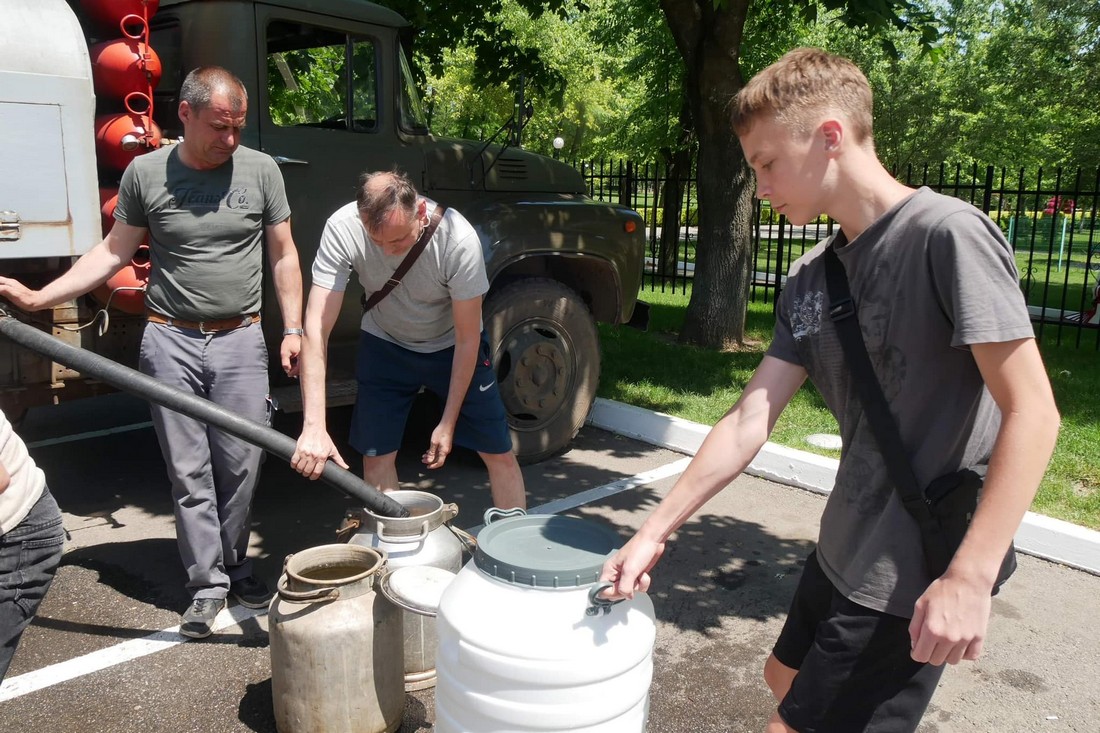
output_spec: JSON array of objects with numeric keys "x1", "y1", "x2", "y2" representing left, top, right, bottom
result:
[
  {"x1": 349, "y1": 330, "x2": 513, "y2": 456},
  {"x1": 772, "y1": 551, "x2": 944, "y2": 733}
]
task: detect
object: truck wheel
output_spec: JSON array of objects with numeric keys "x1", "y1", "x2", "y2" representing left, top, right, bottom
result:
[{"x1": 484, "y1": 278, "x2": 599, "y2": 464}]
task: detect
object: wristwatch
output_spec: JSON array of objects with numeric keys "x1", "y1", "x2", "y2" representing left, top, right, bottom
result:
[{"x1": 283, "y1": 328, "x2": 304, "y2": 336}]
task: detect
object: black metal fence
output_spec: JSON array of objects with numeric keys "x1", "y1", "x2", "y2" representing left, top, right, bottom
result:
[{"x1": 576, "y1": 158, "x2": 1100, "y2": 349}]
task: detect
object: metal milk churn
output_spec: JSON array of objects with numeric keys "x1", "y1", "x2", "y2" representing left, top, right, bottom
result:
[
  {"x1": 434, "y1": 510, "x2": 658, "y2": 732},
  {"x1": 349, "y1": 490, "x2": 466, "y2": 690},
  {"x1": 268, "y1": 544, "x2": 404, "y2": 733}
]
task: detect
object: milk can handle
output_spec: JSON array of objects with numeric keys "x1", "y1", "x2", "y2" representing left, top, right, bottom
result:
[
  {"x1": 482, "y1": 507, "x2": 527, "y2": 524},
  {"x1": 276, "y1": 576, "x2": 341, "y2": 603},
  {"x1": 585, "y1": 582, "x2": 624, "y2": 616},
  {"x1": 446, "y1": 524, "x2": 478, "y2": 554},
  {"x1": 375, "y1": 518, "x2": 430, "y2": 544}
]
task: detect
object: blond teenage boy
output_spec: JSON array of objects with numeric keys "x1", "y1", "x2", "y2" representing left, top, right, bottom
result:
[{"x1": 599, "y1": 48, "x2": 1059, "y2": 732}]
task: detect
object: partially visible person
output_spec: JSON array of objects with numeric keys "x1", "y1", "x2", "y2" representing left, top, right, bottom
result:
[
  {"x1": 0, "y1": 66, "x2": 303, "y2": 639},
  {"x1": 0, "y1": 407, "x2": 65, "y2": 683},
  {"x1": 291, "y1": 170, "x2": 526, "y2": 510},
  {"x1": 599, "y1": 47, "x2": 1059, "y2": 732}
]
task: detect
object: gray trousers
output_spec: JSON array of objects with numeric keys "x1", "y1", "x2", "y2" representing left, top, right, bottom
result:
[{"x1": 139, "y1": 322, "x2": 270, "y2": 600}]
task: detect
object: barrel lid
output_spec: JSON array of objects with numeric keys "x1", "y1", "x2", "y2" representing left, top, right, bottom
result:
[{"x1": 474, "y1": 515, "x2": 621, "y2": 588}]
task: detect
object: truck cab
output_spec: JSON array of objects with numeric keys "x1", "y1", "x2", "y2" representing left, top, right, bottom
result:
[{"x1": 0, "y1": 0, "x2": 646, "y2": 462}]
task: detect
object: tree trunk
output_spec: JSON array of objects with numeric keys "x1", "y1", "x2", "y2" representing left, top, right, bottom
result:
[
  {"x1": 660, "y1": 0, "x2": 754, "y2": 349},
  {"x1": 680, "y1": 145, "x2": 754, "y2": 348},
  {"x1": 657, "y1": 100, "x2": 695, "y2": 279},
  {"x1": 657, "y1": 157, "x2": 685, "y2": 278}
]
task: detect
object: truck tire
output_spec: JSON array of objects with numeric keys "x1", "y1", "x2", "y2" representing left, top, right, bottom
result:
[{"x1": 484, "y1": 278, "x2": 600, "y2": 464}]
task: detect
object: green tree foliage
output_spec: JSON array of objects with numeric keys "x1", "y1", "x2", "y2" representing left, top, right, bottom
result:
[
  {"x1": 378, "y1": 0, "x2": 573, "y2": 96},
  {"x1": 589, "y1": 0, "x2": 688, "y2": 159},
  {"x1": 422, "y1": 0, "x2": 645, "y2": 160},
  {"x1": 812, "y1": 0, "x2": 1100, "y2": 170},
  {"x1": 963, "y1": 0, "x2": 1100, "y2": 168}
]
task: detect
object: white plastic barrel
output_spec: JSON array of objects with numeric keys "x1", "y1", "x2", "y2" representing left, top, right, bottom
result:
[{"x1": 434, "y1": 512, "x2": 656, "y2": 732}]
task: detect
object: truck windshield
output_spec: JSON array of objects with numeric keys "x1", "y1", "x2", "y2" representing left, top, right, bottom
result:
[{"x1": 398, "y1": 45, "x2": 430, "y2": 134}]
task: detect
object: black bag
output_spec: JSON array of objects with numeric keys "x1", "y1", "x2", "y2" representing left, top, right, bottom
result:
[
  {"x1": 923, "y1": 466, "x2": 1017, "y2": 591},
  {"x1": 823, "y1": 241, "x2": 1016, "y2": 592}
]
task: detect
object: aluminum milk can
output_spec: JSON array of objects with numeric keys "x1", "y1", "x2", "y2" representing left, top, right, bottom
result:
[
  {"x1": 268, "y1": 544, "x2": 404, "y2": 733},
  {"x1": 350, "y1": 490, "x2": 466, "y2": 689}
]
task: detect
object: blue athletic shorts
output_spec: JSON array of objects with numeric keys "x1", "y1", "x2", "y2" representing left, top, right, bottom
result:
[
  {"x1": 772, "y1": 550, "x2": 944, "y2": 732},
  {"x1": 349, "y1": 330, "x2": 513, "y2": 457}
]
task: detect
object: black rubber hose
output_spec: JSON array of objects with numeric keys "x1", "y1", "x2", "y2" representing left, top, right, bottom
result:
[{"x1": 0, "y1": 314, "x2": 409, "y2": 518}]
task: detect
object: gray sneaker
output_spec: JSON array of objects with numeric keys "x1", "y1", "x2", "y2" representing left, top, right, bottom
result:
[{"x1": 180, "y1": 597, "x2": 225, "y2": 639}]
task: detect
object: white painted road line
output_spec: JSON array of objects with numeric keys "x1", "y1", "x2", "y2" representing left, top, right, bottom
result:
[
  {"x1": 26, "y1": 421, "x2": 154, "y2": 449},
  {"x1": 0, "y1": 604, "x2": 266, "y2": 702},
  {"x1": 529, "y1": 456, "x2": 692, "y2": 516}
]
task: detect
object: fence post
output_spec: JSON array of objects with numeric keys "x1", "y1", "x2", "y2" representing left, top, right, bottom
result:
[
  {"x1": 982, "y1": 165, "x2": 995, "y2": 215},
  {"x1": 620, "y1": 161, "x2": 634, "y2": 208},
  {"x1": 775, "y1": 214, "x2": 787, "y2": 304}
]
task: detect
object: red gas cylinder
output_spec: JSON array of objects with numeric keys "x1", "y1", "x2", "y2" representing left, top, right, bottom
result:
[
  {"x1": 91, "y1": 245, "x2": 151, "y2": 314},
  {"x1": 94, "y1": 111, "x2": 162, "y2": 172},
  {"x1": 90, "y1": 38, "x2": 162, "y2": 101},
  {"x1": 99, "y1": 187, "x2": 119, "y2": 235},
  {"x1": 80, "y1": 0, "x2": 160, "y2": 32}
]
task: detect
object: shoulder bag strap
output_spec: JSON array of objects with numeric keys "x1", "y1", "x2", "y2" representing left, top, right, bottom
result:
[
  {"x1": 362, "y1": 204, "x2": 447, "y2": 313},
  {"x1": 822, "y1": 239, "x2": 935, "y2": 527}
]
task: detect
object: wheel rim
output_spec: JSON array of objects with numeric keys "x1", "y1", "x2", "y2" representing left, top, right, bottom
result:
[{"x1": 494, "y1": 317, "x2": 578, "y2": 433}]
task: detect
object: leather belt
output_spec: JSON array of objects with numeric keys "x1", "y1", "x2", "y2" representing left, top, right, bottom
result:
[{"x1": 146, "y1": 311, "x2": 260, "y2": 334}]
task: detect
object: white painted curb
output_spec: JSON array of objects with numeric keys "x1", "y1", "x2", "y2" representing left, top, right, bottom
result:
[{"x1": 588, "y1": 397, "x2": 1100, "y2": 576}]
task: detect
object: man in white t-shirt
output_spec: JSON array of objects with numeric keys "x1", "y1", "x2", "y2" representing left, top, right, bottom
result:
[{"x1": 291, "y1": 170, "x2": 526, "y2": 509}]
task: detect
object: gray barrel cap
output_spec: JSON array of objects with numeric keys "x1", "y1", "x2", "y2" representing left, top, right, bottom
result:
[{"x1": 474, "y1": 514, "x2": 622, "y2": 588}]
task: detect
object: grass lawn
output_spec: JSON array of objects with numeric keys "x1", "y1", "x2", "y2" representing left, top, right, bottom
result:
[{"x1": 599, "y1": 284, "x2": 1100, "y2": 531}]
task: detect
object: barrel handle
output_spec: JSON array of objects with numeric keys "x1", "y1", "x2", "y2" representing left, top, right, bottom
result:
[
  {"x1": 585, "y1": 582, "x2": 624, "y2": 616},
  {"x1": 482, "y1": 507, "x2": 526, "y2": 525},
  {"x1": 276, "y1": 575, "x2": 341, "y2": 604},
  {"x1": 375, "y1": 518, "x2": 430, "y2": 544}
]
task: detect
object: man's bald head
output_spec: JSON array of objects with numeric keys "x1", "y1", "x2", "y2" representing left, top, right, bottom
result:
[{"x1": 356, "y1": 170, "x2": 420, "y2": 232}]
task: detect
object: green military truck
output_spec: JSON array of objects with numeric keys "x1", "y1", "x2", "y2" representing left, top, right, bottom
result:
[{"x1": 0, "y1": 0, "x2": 646, "y2": 462}]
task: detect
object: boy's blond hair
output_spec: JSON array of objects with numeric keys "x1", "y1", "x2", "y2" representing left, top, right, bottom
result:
[{"x1": 731, "y1": 47, "x2": 874, "y2": 145}]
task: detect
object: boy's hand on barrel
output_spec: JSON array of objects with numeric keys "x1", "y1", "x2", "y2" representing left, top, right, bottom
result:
[
  {"x1": 599, "y1": 534, "x2": 665, "y2": 600},
  {"x1": 292, "y1": 427, "x2": 349, "y2": 479}
]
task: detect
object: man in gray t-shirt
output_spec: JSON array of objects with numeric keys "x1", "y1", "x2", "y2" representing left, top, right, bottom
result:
[
  {"x1": 600, "y1": 49, "x2": 1059, "y2": 732},
  {"x1": 291, "y1": 170, "x2": 526, "y2": 511},
  {"x1": 0, "y1": 67, "x2": 304, "y2": 640}
]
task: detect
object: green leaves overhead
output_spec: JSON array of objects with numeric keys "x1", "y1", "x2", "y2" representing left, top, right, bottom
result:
[{"x1": 377, "y1": 0, "x2": 573, "y2": 97}]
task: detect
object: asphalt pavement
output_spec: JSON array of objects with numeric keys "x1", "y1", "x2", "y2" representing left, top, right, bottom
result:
[{"x1": 1, "y1": 393, "x2": 1097, "y2": 732}]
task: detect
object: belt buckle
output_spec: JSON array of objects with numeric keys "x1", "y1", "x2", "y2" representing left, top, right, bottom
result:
[{"x1": 199, "y1": 320, "x2": 216, "y2": 335}]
